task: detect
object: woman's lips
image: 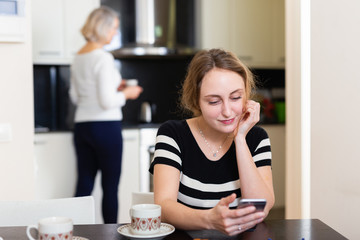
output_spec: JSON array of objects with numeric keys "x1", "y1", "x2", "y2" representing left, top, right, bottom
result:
[{"x1": 220, "y1": 118, "x2": 235, "y2": 125}]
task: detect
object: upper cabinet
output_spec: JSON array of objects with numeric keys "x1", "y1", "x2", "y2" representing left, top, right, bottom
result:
[
  {"x1": 31, "y1": 0, "x2": 100, "y2": 65},
  {"x1": 198, "y1": 0, "x2": 285, "y2": 68}
]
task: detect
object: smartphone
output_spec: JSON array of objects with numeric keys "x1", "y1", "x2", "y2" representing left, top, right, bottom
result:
[{"x1": 237, "y1": 198, "x2": 267, "y2": 211}]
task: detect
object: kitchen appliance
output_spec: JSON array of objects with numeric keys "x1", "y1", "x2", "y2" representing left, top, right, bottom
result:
[
  {"x1": 0, "y1": 0, "x2": 26, "y2": 42},
  {"x1": 139, "y1": 128, "x2": 158, "y2": 192},
  {"x1": 107, "y1": 0, "x2": 197, "y2": 57},
  {"x1": 136, "y1": 0, "x2": 176, "y2": 47},
  {"x1": 140, "y1": 101, "x2": 156, "y2": 123}
]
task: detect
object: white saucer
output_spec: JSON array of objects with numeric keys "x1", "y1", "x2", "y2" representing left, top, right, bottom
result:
[
  {"x1": 73, "y1": 237, "x2": 89, "y2": 240},
  {"x1": 117, "y1": 223, "x2": 175, "y2": 240}
]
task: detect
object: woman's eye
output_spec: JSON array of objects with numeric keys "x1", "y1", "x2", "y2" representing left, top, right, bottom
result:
[
  {"x1": 232, "y1": 96, "x2": 242, "y2": 101},
  {"x1": 209, "y1": 101, "x2": 219, "y2": 105}
]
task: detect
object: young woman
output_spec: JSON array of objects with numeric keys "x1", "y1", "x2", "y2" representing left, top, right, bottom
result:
[
  {"x1": 69, "y1": 6, "x2": 143, "y2": 223},
  {"x1": 150, "y1": 49, "x2": 274, "y2": 236}
]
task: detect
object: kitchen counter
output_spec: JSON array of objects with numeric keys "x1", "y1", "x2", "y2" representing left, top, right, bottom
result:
[
  {"x1": 122, "y1": 122, "x2": 161, "y2": 129},
  {"x1": 35, "y1": 123, "x2": 161, "y2": 133}
]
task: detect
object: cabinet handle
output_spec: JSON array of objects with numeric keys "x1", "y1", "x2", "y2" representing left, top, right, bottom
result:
[
  {"x1": 38, "y1": 51, "x2": 61, "y2": 56},
  {"x1": 34, "y1": 140, "x2": 47, "y2": 145}
]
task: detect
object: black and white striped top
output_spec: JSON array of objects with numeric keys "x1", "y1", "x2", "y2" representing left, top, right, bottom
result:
[{"x1": 149, "y1": 120, "x2": 271, "y2": 209}]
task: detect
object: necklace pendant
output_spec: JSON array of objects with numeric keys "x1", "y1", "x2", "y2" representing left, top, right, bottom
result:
[{"x1": 213, "y1": 153, "x2": 217, "y2": 157}]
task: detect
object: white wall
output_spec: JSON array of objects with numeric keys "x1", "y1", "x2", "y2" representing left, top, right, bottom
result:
[
  {"x1": 286, "y1": 0, "x2": 360, "y2": 239},
  {"x1": 311, "y1": 1, "x2": 360, "y2": 239},
  {"x1": 0, "y1": 0, "x2": 35, "y2": 200}
]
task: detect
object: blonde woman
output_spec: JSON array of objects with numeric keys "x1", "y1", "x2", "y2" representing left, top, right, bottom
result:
[
  {"x1": 150, "y1": 49, "x2": 274, "y2": 235},
  {"x1": 69, "y1": 6, "x2": 142, "y2": 223}
]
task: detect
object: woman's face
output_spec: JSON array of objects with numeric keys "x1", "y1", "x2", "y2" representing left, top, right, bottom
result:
[
  {"x1": 105, "y1": 18, "x2": 119, "y2": 44},
  {"x1": 199, "y1": 68, "x2": 246, "y2": 134}
]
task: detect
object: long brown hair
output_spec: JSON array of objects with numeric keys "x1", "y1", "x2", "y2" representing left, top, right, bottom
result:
[{"x1": 180, "y1": 48, "x2": 256, "y2": 117}]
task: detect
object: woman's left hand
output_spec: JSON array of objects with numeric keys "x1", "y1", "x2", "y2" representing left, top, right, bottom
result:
[
  {"x1": 235, "y1": 100, "x2": 260, "y2": 138},
  {"x1": 207, "y1": 193, "x2": 265, "y2": 236}
]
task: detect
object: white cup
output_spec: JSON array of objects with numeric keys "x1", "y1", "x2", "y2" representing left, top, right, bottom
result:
[
  {"x1": 129, "y1": 204, "x2": 161, "y2": 235},
  {"x1": 26, "y1": 217, "x2": 73, "y2": 240},
  {"x1": 126, "y1": 79, "x2": 138, "y2": 86}
]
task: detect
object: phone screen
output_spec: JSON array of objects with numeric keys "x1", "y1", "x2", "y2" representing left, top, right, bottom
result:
[{"x1": 237, "y1": 199, "x2": 266, "y2": 211}]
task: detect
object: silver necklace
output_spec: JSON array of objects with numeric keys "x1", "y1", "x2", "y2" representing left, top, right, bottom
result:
[{"x1": 198, "y1": 126, "x2": 230, "y2": 157}]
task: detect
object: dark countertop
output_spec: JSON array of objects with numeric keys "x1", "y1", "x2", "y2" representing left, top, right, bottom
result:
[
  {"x1": 34, "y1": 123, "x2": 162, "y2": 134},
  {"x1": 0, "y1": 219, "x2": 348, "y2": 240},
  {"x1": 122, "y1": 122, "x2": 161, "y2": 129},
  {"x1": 34, "y1": 122, "x2": 284, "y2": 134}
]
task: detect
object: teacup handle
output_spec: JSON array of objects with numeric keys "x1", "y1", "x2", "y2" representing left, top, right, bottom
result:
[{"x1": 26, "y1": 224, "x2": 38, "y2": 240}]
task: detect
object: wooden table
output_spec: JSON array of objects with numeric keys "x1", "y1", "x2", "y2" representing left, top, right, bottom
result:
[{"x1": 0, "y1": 219, "x2": 347, "y2": 240}]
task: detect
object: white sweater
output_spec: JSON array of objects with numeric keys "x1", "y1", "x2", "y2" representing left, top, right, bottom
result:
[{"x1": 69, "y1": 49, "x2": 126, "y2": 122}]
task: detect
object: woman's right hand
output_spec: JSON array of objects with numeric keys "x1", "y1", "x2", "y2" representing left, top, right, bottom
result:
[
  {"x1": 122, "y1": 86, "x2": 143, "y2": 100},
  {"x1": 207, "y1": 193, "x2": 265, "y2": 236}
]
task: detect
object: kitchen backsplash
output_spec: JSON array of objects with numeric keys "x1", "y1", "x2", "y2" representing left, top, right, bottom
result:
[{"x1": 33, "y1": 61, "x2": 285, "y2": 132}]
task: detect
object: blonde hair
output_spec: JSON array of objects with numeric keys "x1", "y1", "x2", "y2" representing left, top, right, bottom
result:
[
  {"x1": 181, "y1": 48, "x2": 256, "y2": 117},
  {"x1": 81, "y1": 6, "x2": 119, "y2": 43}
]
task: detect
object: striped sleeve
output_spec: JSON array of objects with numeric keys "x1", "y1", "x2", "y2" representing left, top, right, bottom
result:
[
  {"x1": 249, "y1": 126, "x2": 272, "y2": 167},
  {"x1": 149, "y1": 122, "x2": 182, "y2": 174}
]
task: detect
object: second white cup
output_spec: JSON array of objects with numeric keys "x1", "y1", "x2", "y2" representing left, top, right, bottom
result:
[
  {"x1": 26, "y1": 216, "x2": 73, "y2": 240},
  {"x1": 126, "y1": 79, "x2": 138, "y2": 86},
  {"x1": 129, "y1": 204, "x2": 161, "y2": 235}
]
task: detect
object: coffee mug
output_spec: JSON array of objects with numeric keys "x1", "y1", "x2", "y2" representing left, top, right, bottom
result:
[
  {"x1": 126, "y1": 79, "x2": 138, "y2": 86},
  {"x1": 129, "y1": 204, "x2": 161, "y2": 235},
  {"x1": 26, "y1": 217, "x2": 73, "y2": 240}
]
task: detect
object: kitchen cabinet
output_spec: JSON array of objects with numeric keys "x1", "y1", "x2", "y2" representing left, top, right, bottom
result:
[
  {"x1": 198, "y1": 0, "x2": 285, "y2": 68},
  {"x1": 261, "y1": 125, "x2": 285, "y2": 208},
  {"x1": 34, "y1": 132, "x2": 77, "y2": 199},
  {"x1": 271, "y1": 0, "x2": 285, "y2": 65},
  {"x1": 33, "y1": 126, "x2": 284, "y2": 220},
  {"x1": 31, "y1": 0, "x2": 100, "y2": 64},
  {"x1": 34, "y1": 129, "x2": 140, "y2": 223}
]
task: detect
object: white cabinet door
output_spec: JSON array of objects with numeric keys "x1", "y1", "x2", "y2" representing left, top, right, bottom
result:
[
  {"x1": 35, "y1": 129, "x2": 140, "y2": 223},
  {"x1": 118, "y1": 129, "x2": 140, "y2": 223},
  {"x1": 231, "y1": 0, "x2": 273, "y2": 66},
  {"x1": 271, "y1": 0, "x2": 285, "y2": 65},
  {"x1": 32, "y1": 0, "x2": 100, "y2": 64},
  {"x1": 32, "y1": 0, "x2": 65, "y2": 63},
  {"x1": 199, "y1": 0, "x2": 285, "y2": 68},
  {"x1": 34, "y1": 133, "x2": 77, "y2": 199},
  {"x1": 199, "y1": 0, "x2": 232, "y2": 51},
  {"x1": 261, "y1": 125, "x2": 285, "y2": 208},
  {"x1": 63, "y1": 0, "x2": 100, "y2": 60}
]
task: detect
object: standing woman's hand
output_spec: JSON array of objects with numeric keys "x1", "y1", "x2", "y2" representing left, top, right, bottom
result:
[
  {"x1": 117, "y1": 79, "x2": 127, "y2": 91},
  {"x1": 234, "y1": 100, "x2": 260, "y2": 138},
  {"x1": 123, "y1": 86, "x2": 143, "y2": 100}
]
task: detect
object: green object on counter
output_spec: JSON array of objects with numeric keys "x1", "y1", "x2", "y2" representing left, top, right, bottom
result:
[{"x1": 275, "y1": 101, "x2": 286, "y2": 123}]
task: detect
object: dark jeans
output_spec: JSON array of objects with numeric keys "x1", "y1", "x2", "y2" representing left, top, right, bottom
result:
[{"x1": 74, "y1": 121, "x2": 123, "y2": 223}]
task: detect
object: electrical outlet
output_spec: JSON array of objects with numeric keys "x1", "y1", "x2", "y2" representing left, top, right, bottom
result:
[{"x1": 0, "y1": 123, "x2": 12, "y2": 142}]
